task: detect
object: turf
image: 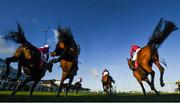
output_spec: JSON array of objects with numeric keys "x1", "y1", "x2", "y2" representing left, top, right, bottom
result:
[{"x1": 0, "y1": 91, "x2": 180, "y2": 102}]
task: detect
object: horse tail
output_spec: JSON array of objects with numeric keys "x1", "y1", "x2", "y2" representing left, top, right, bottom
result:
[
  {"x1": 3, "y1": 23, "x2": 27, "y2": 44},
  {"x1": 147, "y1": 18, "x2": 177, "y2": 51}
]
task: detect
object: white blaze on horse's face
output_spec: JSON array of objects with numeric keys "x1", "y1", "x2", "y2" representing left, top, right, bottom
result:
[{"x1": 103, "y1": 71, "x2": 109, "y2": 77}]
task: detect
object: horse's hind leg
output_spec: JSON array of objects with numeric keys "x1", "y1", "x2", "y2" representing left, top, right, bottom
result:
[
  {"x1": 140, "y1": 64, "x2": 155, "y2": 87},
  {"x1": 11, "y1": 78, "x2": 29, "y2": 95},
  {"x1": 152, "y1": 51, "x2": 165, "y2": 87},
  {"x1": 29, "y1": 79, "x2": 40, "y2": 96},
  {"x1": 146, "y1": 79, "x2": 160, "y2": 95},
  {"x1": 154, "y1": 60, "x2": 165, "y2": 87}
]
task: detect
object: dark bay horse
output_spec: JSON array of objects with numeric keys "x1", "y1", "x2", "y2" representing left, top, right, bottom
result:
[
  {"x1": 101, "y1": 74, "x2": 115, "y2": 95},
  {"x1": 73, "y1": 81, "x2": 82, "y2": 94},
  {"x1": 133, "y1": 18, "x2": 177, "y2": 88},
  {"x1": 2, "y1": 24, "x2": 52, "y2": 96},
  {"x1": 50, "y1": 27, "x2": 80, "y2": 96},
  {"x1": 127, "y1": 58, "x2": 159, "y2": 96}
]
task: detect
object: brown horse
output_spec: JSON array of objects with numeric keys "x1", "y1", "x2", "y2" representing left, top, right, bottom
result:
[
  {"x1": 101, "y1": 75, "x2": 115, "y2": 95},
  {"x1": 2, "y1": 24, "x2": 52, "y2": 96},
  {"x1": 50, "y1": 27, "x2": 80, "y2": 97},
  {"x1": 127, "y1": 58, "x2": 159, "y2": 96},
  {"x1": 133, "y1": 18, "x2": 177, "y2": 88}
]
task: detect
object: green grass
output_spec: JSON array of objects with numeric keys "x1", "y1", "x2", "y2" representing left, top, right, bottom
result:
[
  {"x1": 0, "y1": 90, "x2": 102, "y2": 96},
  {"x1": 0, "y1": 91, "x2": 180, "y2": 102}
]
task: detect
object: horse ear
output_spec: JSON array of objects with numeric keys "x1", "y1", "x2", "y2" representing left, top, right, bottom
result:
[
  {"x1": 57, "y1": 25, "x2": 61, "y2": 33},
  {"x1": 17, "y1": 22, "x2": 24, "y2": 35}
]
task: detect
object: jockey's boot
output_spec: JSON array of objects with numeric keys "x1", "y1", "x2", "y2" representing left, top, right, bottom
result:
[{"x1": 45, "y1": 62, "x2": 53, "y2": 73}]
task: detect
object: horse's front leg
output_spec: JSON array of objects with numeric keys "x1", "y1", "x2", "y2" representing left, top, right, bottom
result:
[
  {"x1": 17, "y1": 62, "x2": 22, "y2": 78},
  {"x1": 57, "y1": 77, "x2": 65, "y2": 97},
  {"x1": 138, "y1": 80, "x2": 146, "y2": 96},
  {"x1": 11, "y1": 78, "x2": 30, "y2": 95},
  {"x1": 66, "y1": 76, "x2": 74, "y2": 96},
  {"x1": 29, "y1": 79, "x2": 40, "y2": 96},
  {"x1": 76, "y1": 88, "x2": 78, "y2": 94},
  {"x1": 10, "y1": 61, "x2": 22, "y2": 82},
  {"x1": 3, "y1": 57, "x2": 18, "y2": 78},
  {"x1": 140, "y1": 63, "x2": 155, "y2": 87},
  {"x1": 146, "y1": 79, "x2": 160, "y2": 95}
]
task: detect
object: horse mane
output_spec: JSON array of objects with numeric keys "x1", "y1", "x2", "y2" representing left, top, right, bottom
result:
[
  {"x1": 4, "y1": 23, "x2": 40, "y2": 54},
  {"x1": 147, "y1": 18, "x2": 177, "y2": 50},
  {"x1": 56, "y1": 26, "x2": 80, "y2": 54}
]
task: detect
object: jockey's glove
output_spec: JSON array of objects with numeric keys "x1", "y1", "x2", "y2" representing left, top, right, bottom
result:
[{"x1": 50, "y1": 52, "x2": 56, "y2": 57}]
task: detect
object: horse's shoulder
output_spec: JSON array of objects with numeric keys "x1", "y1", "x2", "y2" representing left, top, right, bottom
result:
[
  {"x1": 140, "y1": 45, "x2": 151, "y2": 51},
  {"x1": 59, "y1": 42, "x2": 65, "y2": 49}
]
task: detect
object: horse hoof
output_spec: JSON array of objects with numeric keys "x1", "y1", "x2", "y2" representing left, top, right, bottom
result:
[
  {"x1": 161, "y1": 83, "x2": 165, "y2": 87},
  {"x1": 2, "y1": 75, "x2": 7, "y2": 79},
  {"x1": 11, "y1": 92, "x2": 15, "y2": 96},
  {"x1": 156, "y1": 93, "x2": 160, "y2": 96},
  {"x1": 29, "y1": 94, "x2": 32, "y2": 96}
]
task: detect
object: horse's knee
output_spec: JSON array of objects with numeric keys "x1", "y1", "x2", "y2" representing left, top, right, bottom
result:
[
  {"x1": 150, "y1": 70, "x2": 155, "y2": 75},
  {"x1": 160, "y1": 67, "x2": 164, "y2": 73}
]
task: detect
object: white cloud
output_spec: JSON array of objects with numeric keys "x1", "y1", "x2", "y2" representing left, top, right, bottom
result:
[
  {"x1": 53, "y1": 29, "x2": 58, "y2": 43},
  {"x1": 90, "y1": 68, "x2": 99, "y2": 78},
  {"x1": 0, "y1": 35, "x2": 16, "y2": 54}
]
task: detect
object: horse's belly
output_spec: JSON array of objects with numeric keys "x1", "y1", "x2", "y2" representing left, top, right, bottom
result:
[{"x1": 60, "y1": 60, "x2": 73, "y2": 73}]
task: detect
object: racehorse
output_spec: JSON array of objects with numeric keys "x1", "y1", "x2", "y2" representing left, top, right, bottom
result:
[
  {"x1": 127, "y1": 58, "x2": 159, "y2": 96},
  {"x1": 132, "y1": 18, "x2": 177, "y2": 88},
  {"x1": 73, "y1": 81, "x2": 82, "y2": 94},
  {"x1": 101, "y1": 74, "x2": 115, "y2": 95},
  {"x1": 50, "y1": 26, "x2": 80, "y2": 97},
  {"x1": 2, "y1": 24, "x2": 52, "y2": 96}
]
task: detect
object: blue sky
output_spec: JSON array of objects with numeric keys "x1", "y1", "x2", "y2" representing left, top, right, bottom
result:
[{"x1": 0, "y1": 0, "x2": 180, "y2": 92}]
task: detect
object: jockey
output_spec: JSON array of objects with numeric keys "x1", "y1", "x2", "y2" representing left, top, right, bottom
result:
[
  {"x1": 130, "y1": 44, "x2": 141, "y2": 69},
  {"x1": 38, "y1": 44, "x2": 50, "y2": 62},
  {"x1": 102, "y1": 69, "x2": 109, "y2": 77}
]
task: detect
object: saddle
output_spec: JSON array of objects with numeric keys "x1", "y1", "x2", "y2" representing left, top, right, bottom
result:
[{"x1": 21, "y1": 45, "x2": 44, "y2": 71}]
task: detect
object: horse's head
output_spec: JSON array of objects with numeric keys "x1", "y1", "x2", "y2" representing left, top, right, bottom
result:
[
  {"x1": 127, "y1": 58, "x2": 135, "y2": 71},
  {"x1": 57, "y1": 26, "x2": 73, "y2": 42}
]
